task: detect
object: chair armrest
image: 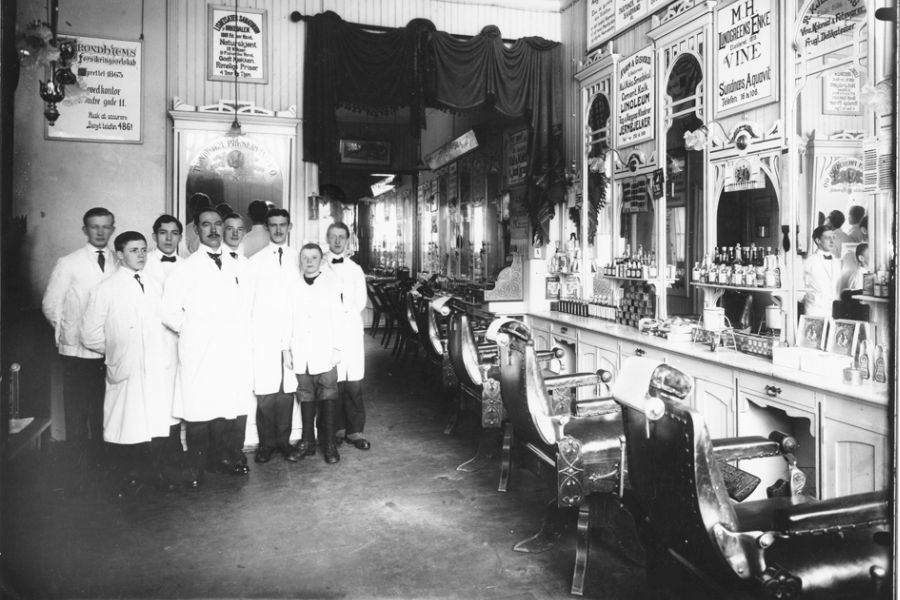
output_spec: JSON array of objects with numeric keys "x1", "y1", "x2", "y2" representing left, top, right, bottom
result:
[
  {"x1": 712, "y1": 437, "x2": 781, "y2": 462},
  {"x1": 573, "y1": 397, "x2": 619, "y2": 418},
  {"x1": 712, "y1": 431, "x2": 798, "y2": 462},
  {"x1": 476, "y1": 344, "x2": 498, "y2": 362},
  {"x1": 772, "y1": 490, "x2": 889, "y2": 535},
  {"x1": 535, "y1": 348, "x2": 564, "y2": 363},
  {"x1": 544, "y1": 370, "x2": 612, "y2": 391}
]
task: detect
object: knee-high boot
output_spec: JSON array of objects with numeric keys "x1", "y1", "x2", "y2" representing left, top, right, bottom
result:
[
  {"x1": 322, "y1": 399, "x2": 340, "y2": 464},
  {"x1": 298, "y1": 401, "x2": 317, "y2": 457}
]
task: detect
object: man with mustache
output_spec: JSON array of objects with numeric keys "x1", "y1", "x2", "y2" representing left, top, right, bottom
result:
[
  {"x1": 42, "y1": 206, "x2": 118, "y2": 466},
  {"x1": 161, "y1": 208, "x2": 253, "y2": 485}
]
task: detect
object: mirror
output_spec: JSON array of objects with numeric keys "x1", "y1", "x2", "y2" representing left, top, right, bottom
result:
[
  {"x1": 716, "y1": 175, "x2": 781, "y2": 332},
  {"x1": 586, "y1": 93, "x2": 612, "y2": 274},
  {"x1": 665, "y1": 54, "x2": 704, "y2": 315}
]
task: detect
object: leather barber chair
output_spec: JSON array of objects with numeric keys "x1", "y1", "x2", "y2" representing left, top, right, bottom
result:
[
  {"x1": 613, "y1": 357, "x2": 891, "y2": 600},
  {"x1": 492, "y1": 319, "x2": 642, "y2": 596},
  {"x1": 442, "y1": 298, "x2": 504, "y2": 474}
]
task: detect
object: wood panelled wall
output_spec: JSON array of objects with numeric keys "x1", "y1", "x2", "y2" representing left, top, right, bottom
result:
[{"x1": 167, "y1": 0, "x2": 563, "y2": 115}]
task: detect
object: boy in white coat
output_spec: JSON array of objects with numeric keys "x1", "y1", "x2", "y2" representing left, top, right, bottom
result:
[
  {"x1": 324, "y1": 222, "x2": 370, "y2": 451},
  {"x1": 81, "y1": 231, "x2": 180, "y2": 495},
  {"x1": 285, "y1": 243, "x2": 343, "y2": 464}
]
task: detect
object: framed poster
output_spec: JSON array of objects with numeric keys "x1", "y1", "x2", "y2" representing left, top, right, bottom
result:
[
  {"x1": 46, "y1": 35, "x2": 142, "y2": 143},
  {"x1": 339, "y1": 139, "x2": 391, "y2": 165},
  {"x1": 714, "y1": 0, "x2": 778, "y2": 116},
  {"x1": 797, "y1": 315, "x2": 828, "y2": 350},
  {"x1": 616, "y1": 47, "x2": 654, "y2": 147},
  {"x1": 826, "y1": 319, "x2": 860, "y2": 356},
  {"x1": 208, "y1": 5, "x2": 267, "y2": 84},
  {"x1": 504, "y1": 127, "x2": 530, "y2": 187}
]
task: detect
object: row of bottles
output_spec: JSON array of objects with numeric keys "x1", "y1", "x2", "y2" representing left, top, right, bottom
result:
[
  {"x1": 692, "y1": 244, "x2": 783, "y2": 288},
  {"x1": 601, "y1": 244, "x2": 660, "y2": 279},
  {"x1": 549, "y1": 295, "x2": 619, "y2": 321}
]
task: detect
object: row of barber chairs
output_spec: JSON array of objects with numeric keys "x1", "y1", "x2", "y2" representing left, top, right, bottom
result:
[{"x1": 402, "y1": 293, "x2": 890, "y2": 599}]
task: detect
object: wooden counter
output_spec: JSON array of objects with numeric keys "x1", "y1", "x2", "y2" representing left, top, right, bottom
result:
[{"x1": 524, "y1": 311, "x2": 890, "y2": 500}]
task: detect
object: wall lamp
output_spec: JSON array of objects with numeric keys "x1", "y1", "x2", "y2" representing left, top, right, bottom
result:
[
  {"x1": 17, "y1": 14, "x2": 80, "y2": 126},
  {"x1": 684, "y1": 120, "x2": 759, "y2": 152}
]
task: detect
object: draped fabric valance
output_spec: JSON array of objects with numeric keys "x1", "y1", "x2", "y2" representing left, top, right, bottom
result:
[{"x1": 303, "y1": 11, "x2": 566, "y2": 244}]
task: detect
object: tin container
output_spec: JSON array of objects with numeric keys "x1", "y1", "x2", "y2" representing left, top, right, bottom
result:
[{"x1": 843, "y1": 367, "x2": 864, "y2": 386}]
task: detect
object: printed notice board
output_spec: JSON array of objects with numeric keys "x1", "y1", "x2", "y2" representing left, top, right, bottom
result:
[
  {"x1": 714, "y1": 0, "x2": 778, "y2": 116},
  {"x1": 616, "y1": 47, "x2": 654, "y2": 147},
  {"x1": 587, "y1": 0, "x2": 616, "y2": 51},
  {"x1": 46, "y1": 35, "x2": 142, "y2": 143},
  {"x1": 208, "y1": 5, "x2": 267, "y2": 83}
]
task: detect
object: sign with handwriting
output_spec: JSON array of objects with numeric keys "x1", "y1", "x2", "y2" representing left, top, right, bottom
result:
[
  {"x1": 46, "y1": 35, "x2": 142, "y2": 143},
  {"x1": 208, "y1": 5, "x2": 267, "y2": 83}
]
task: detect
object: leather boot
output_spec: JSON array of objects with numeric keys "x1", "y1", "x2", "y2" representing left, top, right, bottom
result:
[
  {"x1": 297, "y1": 401, "x2": 317, "y2": 457},
  {"x1": 322, "y1": 399, "x2": 340, "y2": 464}
]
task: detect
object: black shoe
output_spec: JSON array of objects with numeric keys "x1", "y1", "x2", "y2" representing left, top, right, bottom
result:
[
  {"x1": 255, "y1": 448, "x2": 274, "y2": 464},
  {"x1": 295, "y1": 440, "x2": 316, "y2": 457},
  {"x1": 323, "y1": 444, "x2": 340, "y2": 464},
  {"x1": 281, "y1": 447, "x2": 303, "y2": 462},
  {"x1": 231, "y1": 461, "x2": 250, "y2": 475},
  {"x1": 345, "y1": 437, "x2": 371, "y2": 451}
]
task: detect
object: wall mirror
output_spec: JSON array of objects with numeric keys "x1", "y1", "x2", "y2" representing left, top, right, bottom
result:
[{"x1": 664, "y1": 53, "x2": 704, "y2": 316}]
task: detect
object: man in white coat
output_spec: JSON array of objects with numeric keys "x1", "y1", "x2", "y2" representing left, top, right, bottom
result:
[
  {"x1": 286, "y1": 243, "x2": 344, "y2": 464},
  {"x1": 803, "y1": 225, "x2": 841, "y2": 318},
  {"x1": 242, "y1": 200, "x2": 271, "y2": 258},
  {"x1": 248, "y1": 208, "x2": 302, "y2": 463},
  {"x1": 161, "y1": 208, "x2": 253, "y2": 483},
  {"x1": 81, "y1": 231, "x2": 180, "y2": 496},
  {"x1": 42, "y1": 207, "x2": 117, "y2": 463},
  {"x1": 325, "y1": 222, "x2": 370, "y2": 451},
  {"x1": 221, "y1": 212, "x2": 253, "y2": 475},
  {"x1": 143, "y1": 214, "x2": 186, "y2": 283}
]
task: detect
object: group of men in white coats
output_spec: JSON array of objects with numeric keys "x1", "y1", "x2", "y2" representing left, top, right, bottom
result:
[{"x1": 43, "y1": 205, "x2": 370, "y2": 494}]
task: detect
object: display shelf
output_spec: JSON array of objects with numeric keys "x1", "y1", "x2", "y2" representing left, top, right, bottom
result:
[
  {"x1": 851, "y1": 294, "x2": 890, "y2": 304},
  {"x1": 692, "y1": 281, "x2": 789, "y2": 308}
]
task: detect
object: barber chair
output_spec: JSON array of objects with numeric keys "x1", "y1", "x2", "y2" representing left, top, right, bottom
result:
[
  {"x1": 493, "y1": 319, "x2": 643, "y2": 596},
  {"x1": 613, "y1": 357, "x2": 891, "y2": 600}
]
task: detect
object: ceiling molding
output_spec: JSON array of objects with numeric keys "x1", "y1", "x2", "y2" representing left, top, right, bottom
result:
[{"x1": 433, "y1": 0, "x2": 566, "y2": 13}]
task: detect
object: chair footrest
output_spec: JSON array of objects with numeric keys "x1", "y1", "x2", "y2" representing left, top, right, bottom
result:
[{"x1": 573, "y1": 398, "x2": 619, "y2": 418}]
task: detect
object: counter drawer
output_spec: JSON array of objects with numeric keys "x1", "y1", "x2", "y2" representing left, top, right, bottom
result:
[
  {"x1": 619, "y1": 341, "x2": 667, "y2": 364},
  {"x1": 738, "y1": 372, "x2": 816, "y2": 410}
]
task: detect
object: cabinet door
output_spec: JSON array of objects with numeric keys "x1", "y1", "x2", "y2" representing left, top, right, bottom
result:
[
  {"x1": 821, "y1": 396, "x2": 889, "y2": 499},
  {"x1": 576, "y1": 342, "x2": 618, "y2": 399},
  {"x1": 693, "y1": 377, "x2": 736, "y2": 438},
  {"x1": 532, "y1": 327, "x2": 551, "y2": 352}
]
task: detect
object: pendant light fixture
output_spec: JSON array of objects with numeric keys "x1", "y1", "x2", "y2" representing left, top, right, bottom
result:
[{"x1": 226, "y1": 0, "x2": 242, "y2": 136}]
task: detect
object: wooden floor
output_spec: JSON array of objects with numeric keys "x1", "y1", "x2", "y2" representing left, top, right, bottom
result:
[{"x1": 2, "y1": 335, "x2": 661, "y2": 600}]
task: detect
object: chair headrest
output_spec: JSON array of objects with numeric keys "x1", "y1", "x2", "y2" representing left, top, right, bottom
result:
[
  {"x1": 485, "y1": 317, "x2": 527, "y2": 343},
  {"x1": 613, "y1": 357, "x2": 693, "y2": 421}
]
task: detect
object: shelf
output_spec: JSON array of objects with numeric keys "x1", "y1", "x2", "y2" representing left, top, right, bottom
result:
[
  {"x1": 691, "y1": 282, "x2": 787, "y2": 294},
  {"x1": 852, "y1": 294, "x2": 890, "y2": 304},
  {"x1": 603, "y1": 275, "x2": 675, "y2": 284}
]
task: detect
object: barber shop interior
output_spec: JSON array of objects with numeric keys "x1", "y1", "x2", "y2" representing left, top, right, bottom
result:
[{"x1": 1, "y1": 0, "x2": 898, "y2": 598}]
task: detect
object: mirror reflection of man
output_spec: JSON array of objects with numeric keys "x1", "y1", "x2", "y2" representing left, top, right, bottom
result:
[
  {"x1": 42, "y1": 207, "x2": 118, "y2": 465},
  {"x1": 803, "y1": 226, "x2": 841, "y2": 317},
  {"x1": 161, "y1": 209, "x2": 253, "y2": 485},
  {"x1": 242, "y1": 200, "x2": 270, "y2": 258}
]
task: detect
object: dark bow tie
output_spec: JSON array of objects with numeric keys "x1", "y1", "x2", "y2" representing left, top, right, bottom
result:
[
  {"x1": 331, "y1": 257, "x2": 344, "y2": 264},
  {"x1": 822, "y1": 255, "x2": 833, "y2": 260},
  {"x1": 160, "y1": 255, "x2": 177, "y2": 263},
  {"x1": 230, "y1": 251, "x2": 238, "y2": 259},
  {"x1": 207, "y1": 252, "x2": 222, "y2": 269}
]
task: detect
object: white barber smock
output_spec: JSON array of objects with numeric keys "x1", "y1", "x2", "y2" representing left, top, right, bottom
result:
[
  {"x1": 287, "y1": 271, "x2": 343, "y2": 376},
  {"x1": 324, "y1": 252, "x2": 367, "y2": 381},
  {"x1": 81, "y1": 268, "x2": 176, "y2": 444},
  {"x1": 160, "y1": 244, "x2": 252, "y2": 422},
  {"x1": 248, "y1": 243, "x2": 299, "y2": 394}
]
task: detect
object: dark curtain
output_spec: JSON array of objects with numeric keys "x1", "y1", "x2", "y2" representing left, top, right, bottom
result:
[{"x1": 302, "y1": 13, "x2": 565, "y2": 244}]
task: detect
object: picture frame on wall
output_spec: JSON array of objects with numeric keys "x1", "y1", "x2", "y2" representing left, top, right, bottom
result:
[
  {"x1": 545, "y1": 276, "x2": 561, "y2": 300},
  {"x1": 208, "y1": 5, "x2": 268, "y2": 84},
  {"x1": 826, "y1": 318, "x2": 861, "y2": 357},
  {"x1": 339, "y1": 139, "x2": 391, "y2": 166},
  {"x1": 797, "y1": 315, "x2": 828, "y2": 350}
]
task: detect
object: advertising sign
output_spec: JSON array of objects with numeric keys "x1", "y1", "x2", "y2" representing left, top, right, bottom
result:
[
  {"x1": 823, "y1": 69, "x2": 861, "y2": 115},
  {"x1": 587, "y1": 0, "x2": 617, "y2": 50},
  {"x1": 616, "y1": 0, "x2": 649, "y2": 31},
  {"x1": 617, "y1": 47, "x2": 654, "y2": 147},
  {"x1": 47, "y1": 35, "x2": 142, "y2": 143},
  {"x1": 208, "y1": 5, "x2": 267, "y2": 83},
  {"x1": 714, "y1": 0, "x2": 778, "y2": 115}
]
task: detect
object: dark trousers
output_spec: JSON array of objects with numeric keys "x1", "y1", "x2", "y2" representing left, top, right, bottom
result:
[
  {"x1": 228, "y1": 414, "x2": 248, "y2": 466},
  {"x1": 297, "y1": 368, "x2": 338, "y2": 446},
  {"x1": 107, "y1": 442, "x2": 147, "y2": 479},
  {"x1": 61, "y1": 356, "x2": 106, "y2": 449},
  {"x1": 185, "y1": 418, "x2": 229, "y2": 473},
  {"x1": 336, "y1": 379, "x2": 366, "y2": 437},
  {"x1": 149, "y1": 424, "x2": 185, "y2": 482},
  {"x1": 256, "y1": 391, "x2": 294, "y2": 451}
]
